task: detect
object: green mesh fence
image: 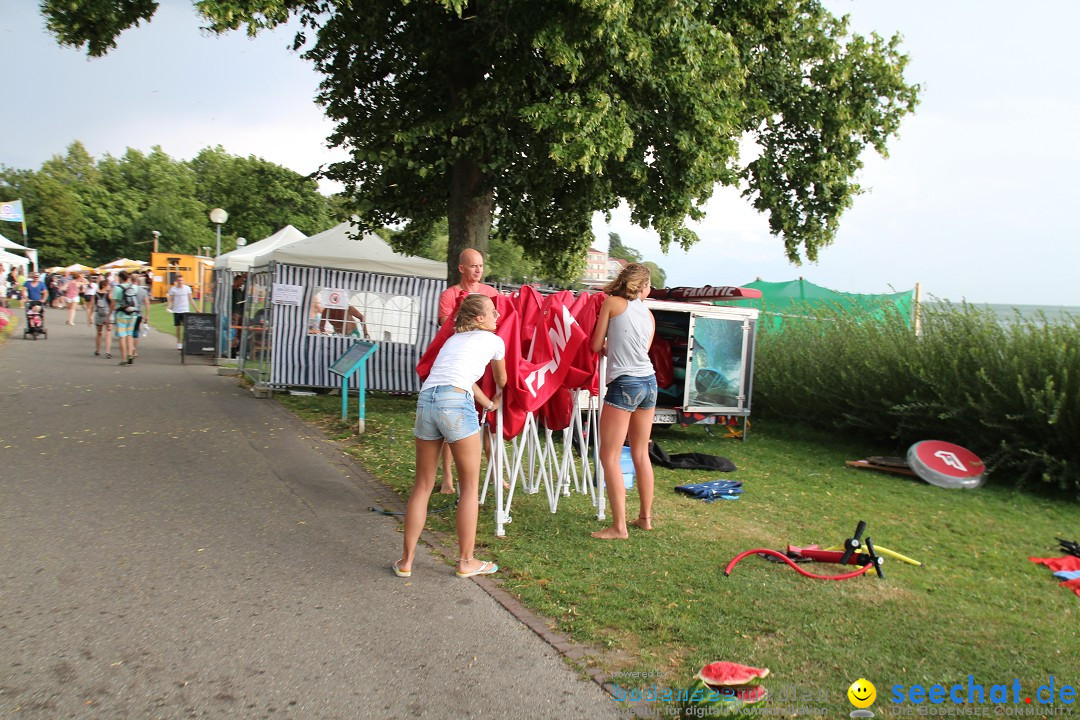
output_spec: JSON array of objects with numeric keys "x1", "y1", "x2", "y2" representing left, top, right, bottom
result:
[{"x1": 716, "y1": 278, "x2": 915, "y2": 330}]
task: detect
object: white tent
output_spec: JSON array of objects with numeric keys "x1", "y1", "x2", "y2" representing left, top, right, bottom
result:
[
  {"x1": 0, "y1": 249, "x2": 30, "y2": 267},
  {"x1": 214, "y1": 224, "x2": 307, "y2": 271},
  {"x1": 249, "y1": 220, "x2": 446, "y2": 279},
  {"x1": 0, "y1": 236, "x2": 30, "y2": 251}
]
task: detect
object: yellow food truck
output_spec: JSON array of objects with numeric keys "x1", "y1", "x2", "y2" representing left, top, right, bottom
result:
[{"x1": 149, "y1": 252, "x2": 214, "y2": 307}]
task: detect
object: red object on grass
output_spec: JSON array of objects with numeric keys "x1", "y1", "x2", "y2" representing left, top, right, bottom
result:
[
  {"x1": 725, "y1": 548, "x2": 873, "y2": 581},
  {"x1": 1060, "y1": 578, "x2": 1080, "y2": 598},
  {"x1": 906, "y1": 440, "x2": 985, "y2": 489},
  {"x1": 1029, "y1": 555, "x2": 1080, "y2": 572}
]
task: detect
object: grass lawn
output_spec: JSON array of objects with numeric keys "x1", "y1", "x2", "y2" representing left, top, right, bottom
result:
[
  {"x1": 146, "y1": 300, "x2": 173, "y2": 339},
  {"x1": 279, "y1": 391, "x2": 1079, "y2": 715}
]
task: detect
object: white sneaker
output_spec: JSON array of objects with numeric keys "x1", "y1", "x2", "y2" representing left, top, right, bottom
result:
[{"x1": 176, "y1": 343, "x2": 183, "y2": 350}]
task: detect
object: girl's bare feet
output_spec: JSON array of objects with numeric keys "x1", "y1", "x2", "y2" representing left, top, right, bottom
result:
[
  {"x1": 591, "y1": 526, "x2": 629, "y2": 540},
  {"x1": 439, "y1": 484, "x2": 455, "y2": 494},
  {"x1": 631, "y1": 516, "x2": 652, "y2": 530}
]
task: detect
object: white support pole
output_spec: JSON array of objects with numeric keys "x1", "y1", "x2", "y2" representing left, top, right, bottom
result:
[
  {"x1": 493, "y1": 405, "x2": 509, "y2": 537},
  {"x1": 594, "y1": 357, "x2": 607, "y2": 521}
]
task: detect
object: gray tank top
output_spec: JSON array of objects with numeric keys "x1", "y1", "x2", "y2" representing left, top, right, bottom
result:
[{"x1": 606, "y1": 298, "x2": 654, "y2": 381}]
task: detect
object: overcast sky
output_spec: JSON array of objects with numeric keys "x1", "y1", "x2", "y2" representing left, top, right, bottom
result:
[{"x1": 3, "y1": 1, "x2": 1078, "y2": 306}]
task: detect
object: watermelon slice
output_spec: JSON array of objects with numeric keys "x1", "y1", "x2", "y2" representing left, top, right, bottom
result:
[{"x1": 696, "y1": 661, "x2": 770, "y2": 687}]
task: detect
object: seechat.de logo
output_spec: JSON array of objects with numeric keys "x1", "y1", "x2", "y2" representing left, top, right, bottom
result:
[{"x1": 890, "y1": 676, "x2": 1077, "y2": 706}]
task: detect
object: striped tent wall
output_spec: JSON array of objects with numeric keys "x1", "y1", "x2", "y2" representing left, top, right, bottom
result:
[
  {"x1": 267, "y1": 263, "x2": 445, "y2": 392},
  {"x1": 212, "y1": 269, "x2": 234, "y2": 357}
]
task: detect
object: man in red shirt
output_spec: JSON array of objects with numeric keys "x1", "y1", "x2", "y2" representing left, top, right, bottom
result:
[
  {"x1": 437, "y1": 248, "x2": 499, "y2": 328},
  {"x1": 435, "y1": 248, "x2": 500, "y2": 494}
]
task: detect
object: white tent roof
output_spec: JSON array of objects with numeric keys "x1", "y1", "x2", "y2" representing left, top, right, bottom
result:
[
  {"x1": 214, "y1": 224, "x2": 308, "y2": 271},
  {"x1": 0, "y1": 236, "x2": 31, "y2": 251},
  {"x1": 249, "y1": 220, "x2": 446, "y2": 279},
  {"x1": 0, "y1": 249, "x2": 30, "y2": 266}
]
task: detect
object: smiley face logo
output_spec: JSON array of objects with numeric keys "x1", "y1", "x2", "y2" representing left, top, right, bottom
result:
[{"x1": 848, "y1": 678, "x2": 877, "y2": 708}]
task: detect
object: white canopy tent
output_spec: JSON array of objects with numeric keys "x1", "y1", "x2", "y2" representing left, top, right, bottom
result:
[
  {"x1": 237, "y1": 219, "x2": 447, "y2": 391},
  {"x1": 0, "y1": 236, "x2": 31, "y2": 251},
  {"x1": 213, "y1": 224, "x2": 307, "y2": 271},
  {"x1": 248, "y1": 220, "x2": 446, "y2": 278},
  {"x1": 0, "y1": 249, "x2": 30, "y2": 267}
]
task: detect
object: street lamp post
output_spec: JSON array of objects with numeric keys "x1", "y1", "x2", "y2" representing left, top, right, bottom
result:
[
  {"x1": 209, "y1": 208, "x2": 228, "y2": 259},
  {"x1": 151, "y1": 230, "x2": 160, "y2": 254}
]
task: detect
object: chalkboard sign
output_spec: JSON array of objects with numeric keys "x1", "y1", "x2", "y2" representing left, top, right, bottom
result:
[
  {"x1": 183, "y1": 313, "x2": 216, "y2": 356},
  {"x1": 329, "y1": 340, "x2": 378, "y2": 377}
]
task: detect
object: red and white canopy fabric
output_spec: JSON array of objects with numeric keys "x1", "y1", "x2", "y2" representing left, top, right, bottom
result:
[
  {"x1": 418, "y1": 287, "x2": 609, "y2": 536},
  {"x1": 418, "y1": 286, "x2": 605, "y2": 439}
]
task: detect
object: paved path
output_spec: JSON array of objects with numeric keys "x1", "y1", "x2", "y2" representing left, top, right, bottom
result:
[{"x1": 0, "y1": 313, "x2": 619, "y2": 719}]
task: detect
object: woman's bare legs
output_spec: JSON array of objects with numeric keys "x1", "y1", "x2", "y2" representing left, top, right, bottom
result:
[
  {"x1": 398, "y1": 431, "x2": 490, "y2": 575},
  {"x1": 592, "y1": 405, "x2": 633, "y2": 539},
  {"x1": 628, "y1": 407, "x2": 656, "y2": 530},
  {"x1": 398, "y1": 438, "x2": 444, "y2": 573},
  {"x1": 439, "y1": 444, "x2": 455, "y2": 494},
  {"x1": 448, "y1": 432, "x2": 486, "y2": 573}
]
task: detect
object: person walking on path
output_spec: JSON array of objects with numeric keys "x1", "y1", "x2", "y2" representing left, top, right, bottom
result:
[
  {"x1": 93, "y1": 278, "x2": 114, "y2": 358},
  {"x1": 167, "y1": 275, "x2": 192, "y2": 351},
  {"x1": 22, "y1": 271, "x2": 46, "y2": 306},
  {"x1": 130, "y1": 276, "x2": 151, "y2": 358},
  {"x1": 64, "y1": 273, "x2": 82, "y2": 325},
  {"x1": 435, "y1": 248, "x2": 500, "y2": 494},
  {"x1": 589, "y1": 262, "x2": 657, "y2": 540},
  {"x1": 111, "y1": 271, "x2": 140, "y2": 365},
  {"x1": 395, "y1": 294, "x2": 506, "y2": 579},
  {"x1": 83, "y1": 274, "x2": 99, "y2": 325}
]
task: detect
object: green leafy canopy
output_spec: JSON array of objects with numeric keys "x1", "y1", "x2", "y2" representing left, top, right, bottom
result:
[{"x1": 44, "y1": 0, "x2": 919, "y2": 281}]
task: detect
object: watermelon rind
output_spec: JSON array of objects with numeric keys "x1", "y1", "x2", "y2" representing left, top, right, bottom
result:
[{"x1": 696, "y1": 661, "x2": 770, "y2": 687}]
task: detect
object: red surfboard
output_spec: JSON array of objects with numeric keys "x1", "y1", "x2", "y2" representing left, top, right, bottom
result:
[
  {"x1": 906, "y1": 440, "x2": 985, "y2": 489},
  {"x1": 650, "y1": 285, "x2": 764, "y2": 302}
]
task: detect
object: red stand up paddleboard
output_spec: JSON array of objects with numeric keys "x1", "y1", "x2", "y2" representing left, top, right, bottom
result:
[
  {"x1": 906, "y1": 440, "x2": 985, "y2": 489},
  {"x1": 650, "y1": 285, "x2": 764, "y2": 302}
]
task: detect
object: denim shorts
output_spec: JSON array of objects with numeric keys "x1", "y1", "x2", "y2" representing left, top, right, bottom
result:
[
  {"x1": 604, "y1": 373, "x2": 658, "y2": 412},
  {"x1": 414, "y1": 385, "x2": 481, "y2": 443}
]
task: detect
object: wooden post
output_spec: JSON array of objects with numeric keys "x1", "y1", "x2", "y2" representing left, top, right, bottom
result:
[{"x1": 913, "y1": 282, "x2": 923, "y2": 337}]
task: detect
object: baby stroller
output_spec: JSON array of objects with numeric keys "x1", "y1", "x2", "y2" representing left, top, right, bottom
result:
[{"x1": 23, "y1": 300, "x2": 48, "y2": 340}]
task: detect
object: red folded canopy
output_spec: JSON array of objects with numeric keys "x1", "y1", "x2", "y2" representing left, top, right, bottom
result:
[{"x1": 417, "y1": 288, "x2": 606, "y2": 439}]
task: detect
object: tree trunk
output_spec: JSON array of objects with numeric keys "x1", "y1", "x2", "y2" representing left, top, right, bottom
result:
[{"x1": 446, "y1": 154, "x2": 493, "y2": 285}]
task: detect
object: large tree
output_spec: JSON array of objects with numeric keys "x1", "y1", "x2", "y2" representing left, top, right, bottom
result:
[
  {"x1": 190, "y1": 146, "x2": 335, "y2": 241},
  {"x1": 43, "y1": 0, "x2": 919, "y2": 284}
]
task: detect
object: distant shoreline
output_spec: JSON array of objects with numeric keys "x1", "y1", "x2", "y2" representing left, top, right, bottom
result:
[{"x1": 927, "y1": 301, "x2": 1079, "y2": 324}]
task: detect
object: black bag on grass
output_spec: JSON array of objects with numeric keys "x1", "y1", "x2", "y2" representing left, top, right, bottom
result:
[{"x1": 649, "y1": 440, "x2": 736, "y2": 472}]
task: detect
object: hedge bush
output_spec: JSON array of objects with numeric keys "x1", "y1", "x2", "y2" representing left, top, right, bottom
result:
[{"x1": 751, "y1": 302, "x2": 1080, "y2": 494}]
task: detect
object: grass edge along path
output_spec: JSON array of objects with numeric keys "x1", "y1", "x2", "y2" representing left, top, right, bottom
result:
[{"x1": 278, "y1": 391, "x2": 1079, "y2": 717}]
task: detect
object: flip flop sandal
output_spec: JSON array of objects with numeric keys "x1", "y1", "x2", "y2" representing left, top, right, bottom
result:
[
  {"x1": 392, "y1": 561, "x2": 411, "y2": 578},
  {"x1": 456, "y1": 561, "x2": 498, "y2": 578}
]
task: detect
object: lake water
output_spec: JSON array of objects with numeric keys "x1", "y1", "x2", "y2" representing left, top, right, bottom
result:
[{"x1": 927, "y1": 302, "x2": 1079, "y2": 325}]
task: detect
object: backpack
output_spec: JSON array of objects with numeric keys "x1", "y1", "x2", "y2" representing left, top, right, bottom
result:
[
  {"x1": 119, "y1": 283, "x2": 139, "y2": 314},
  {"x1": 95, "y1": 291, "x2": 111, "y2": 316}
]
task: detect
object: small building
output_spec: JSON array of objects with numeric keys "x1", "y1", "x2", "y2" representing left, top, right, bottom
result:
[
  {"x1": 606, "y1": 257, "x2": 628, "y2": 279},
  {"x1": 582, "y1": 247, "x2": 609, "y2": 286}
]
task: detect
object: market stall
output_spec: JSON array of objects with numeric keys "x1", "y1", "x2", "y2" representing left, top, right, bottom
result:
[{"x1": 240, "y1": 221, "x2": 446, "y2": 391}]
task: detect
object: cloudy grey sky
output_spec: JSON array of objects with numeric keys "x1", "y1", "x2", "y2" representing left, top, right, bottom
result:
[{"x1": 3, "y1": 1, "x2": 1078, "y2": 305}]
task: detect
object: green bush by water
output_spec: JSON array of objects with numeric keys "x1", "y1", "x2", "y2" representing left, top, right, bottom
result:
[{"x1": 753, "y1": 302, "x2": 1080, "y2": 493}]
